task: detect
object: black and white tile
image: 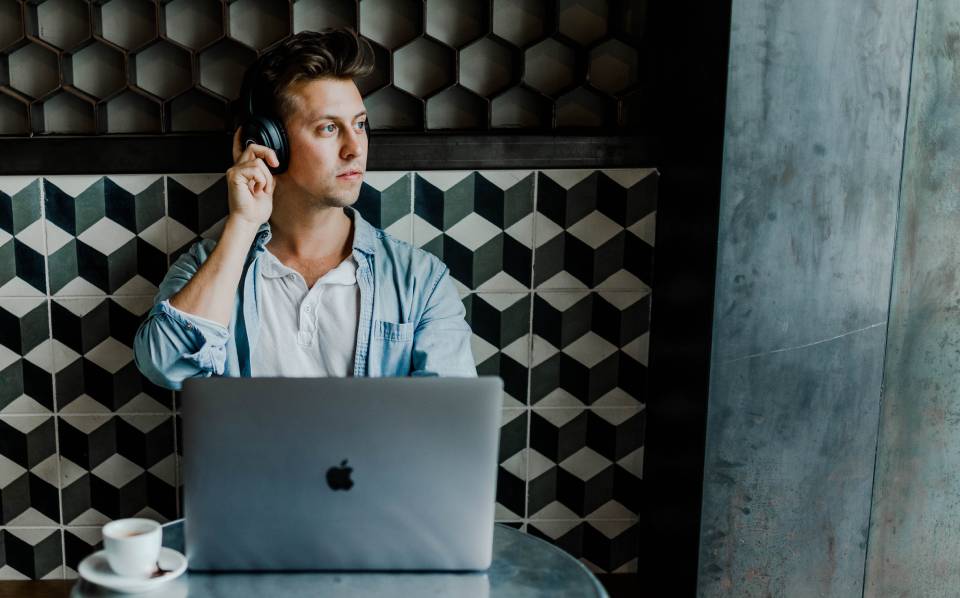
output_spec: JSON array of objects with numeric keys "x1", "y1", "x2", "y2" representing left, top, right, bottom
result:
[
  {"x1": 531, "y1": 291, "x2": 648, "y2": 407},
  {"x1": 63, "y1": 526, "x2": 102, "y2": 578},
  {"x1": 58, "y1": 414, "x2": 177, "y2": 526},
  {"x1": 166, "y1": 174, "x2": 229, "y2": 262},
  {"x1": 508, "y1": 418, "x2": 640, "y2": 534},
  {"x1": 0, "y1": 178, "x2": 47, "y2": 297},
  {"x1": 0, "y1": 527, "x2": 64, "y2": 579},
  {"x1": 465, "y1": 291, "x2": 532, "y2": 521},
  {"x1": 44, "y1": 176, "x2": 167, "y2": 296},
  {"x1": 0, "y1": 297, "x2": 54, "y2": 415},
  {"x1": 463, "y1": 292, "x2": 531, "y2": 408},
  {"x1": 0, "y1": 168, "x2": 653, "y2": 577},
  {"x1": 528, "y1": 519, "x2": 640, "y2": 574},
  {"x1": 0, "y1": 415, "x2": 59, "y2": 526},
  {"x1": 51, "y1": 297, "x2": 171, "y2": 414},
  {"x1": 534, "y1": 169, "x2": 655, "y2": 290},
  {"x1": 528, "y1": 407, "x2": 643, "y2": 518},
  {"x1": 496, "y1": 407, "x2": 527, "y2": 520},
  {"x1": 414, "y1": 171, "x2": 535, "y2": 292},
  {"x1": 355, "y1": 172, "x2": 413, "y2": 243}
]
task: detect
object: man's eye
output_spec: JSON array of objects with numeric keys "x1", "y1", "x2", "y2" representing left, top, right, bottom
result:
[
  {"x1": 321, "y1": 124, "x2": 336, "y2": 133},
  {"x1": 356, "y1": 120, "x2": 367, "y2": 132}
]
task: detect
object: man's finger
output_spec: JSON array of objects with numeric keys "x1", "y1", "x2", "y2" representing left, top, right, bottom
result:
[
  {"x1": 253, "y1": 158, "x2": 273, "y2": 189},
  {"x1": 235, "y1": 165, "x2": 266, "y2": 190},
  {"x1": 240, "y1": 142, "x2": 279, "y2": 168}
]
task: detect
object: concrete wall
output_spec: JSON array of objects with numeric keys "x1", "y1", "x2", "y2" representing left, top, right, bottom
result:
[
  {"x1": 864, "y1": 1, "x2": 960, "y2": 595},
  {"x1": 698, "y1": 0, "x2": 917, "y2": 595}
]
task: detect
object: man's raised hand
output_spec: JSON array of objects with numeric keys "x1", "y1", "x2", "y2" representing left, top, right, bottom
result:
[{"x1": 226, "y1": 126, "x2": 280, "y2": 227}]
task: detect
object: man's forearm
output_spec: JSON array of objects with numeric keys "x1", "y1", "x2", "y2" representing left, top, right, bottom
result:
[{"x1": 169, "y1": 216, "x2": 261, "y2": 326}]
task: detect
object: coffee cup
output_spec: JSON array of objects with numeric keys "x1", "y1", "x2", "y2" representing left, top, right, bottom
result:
[{"x1": 101, "y1": 518, "x2": 162, "y2": 578}]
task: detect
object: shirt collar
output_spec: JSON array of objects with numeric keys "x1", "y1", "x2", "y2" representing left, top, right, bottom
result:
[
  {"x1": 260, "y1": 248, "x2": 358, "y2": 284},
  {"x1": 258, "y1": 247, "x2": 290, "y2": 279},
  {"x1": 252, "y1": 205, "x2": 376, "y2": 256},
  {"x1": 323, "y1": 254, "x2": 358, "y2": 285},
  {"x1": 344, "y1": 205, "x2": 376, "y2": 255}
]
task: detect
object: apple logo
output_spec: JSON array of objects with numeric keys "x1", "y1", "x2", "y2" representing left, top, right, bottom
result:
[{"x1": 326, "y1": 459, "x2": 354, "y2": 491}]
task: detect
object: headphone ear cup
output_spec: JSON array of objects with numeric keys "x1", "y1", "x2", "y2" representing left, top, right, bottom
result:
[
  {"x1": 240, "y1": 115, "x2": 289, "y2": 175},
  {"x1": 272, "y1": 119, "x2": 290, "y2": 174},
  {"x1": 260, "y1": 117, "x2": 289, "y2": 175}
]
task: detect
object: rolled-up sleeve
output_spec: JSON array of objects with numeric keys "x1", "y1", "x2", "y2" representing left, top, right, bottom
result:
[
  {"x1": 133, "y1": 240, "x2": 231, "y2": 390},
  {"x1": 409, "y1": 265, "x2": 477, "y2": 377}
]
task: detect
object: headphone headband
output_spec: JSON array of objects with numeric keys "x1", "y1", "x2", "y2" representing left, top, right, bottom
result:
[{"x1": 239, "y1": 62, "x2": 273, "y2": 122}]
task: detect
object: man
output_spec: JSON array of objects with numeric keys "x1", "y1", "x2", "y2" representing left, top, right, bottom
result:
[{"x1": 133, "y1": 28, "x2": 476, "y2": 390}]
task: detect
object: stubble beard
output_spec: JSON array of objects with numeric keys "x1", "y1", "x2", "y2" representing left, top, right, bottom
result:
[{"x1": 313, "y1": 179, "x2": 361, "y2": 209}]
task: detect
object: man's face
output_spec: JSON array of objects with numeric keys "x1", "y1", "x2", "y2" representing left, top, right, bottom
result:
[{"x1": 278, "y1": 77, "x2": 368, "y2": 208}]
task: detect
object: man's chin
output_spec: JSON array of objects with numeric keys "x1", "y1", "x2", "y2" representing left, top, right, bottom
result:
[{"x1": 318, "y1": 193, "x2": 359, "y2": 209}]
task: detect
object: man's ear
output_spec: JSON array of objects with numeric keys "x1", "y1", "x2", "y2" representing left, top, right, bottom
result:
[{"x1": 232, "y1": 127, "x2": 243, "y2": 162}]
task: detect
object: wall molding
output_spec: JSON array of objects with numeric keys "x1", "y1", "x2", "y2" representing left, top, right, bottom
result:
[{"x1": 0, "y1": 134, "x2": 657, "y2": 174}]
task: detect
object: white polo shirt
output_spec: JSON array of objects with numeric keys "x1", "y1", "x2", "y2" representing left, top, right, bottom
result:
[{"x1": 250, "y1": 247, "x2": 360, "y2": 377}]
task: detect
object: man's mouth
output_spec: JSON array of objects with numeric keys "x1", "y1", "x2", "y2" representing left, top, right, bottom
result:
[{"x1": 337, "y1": 170, "x2": 363, "y2": 180}]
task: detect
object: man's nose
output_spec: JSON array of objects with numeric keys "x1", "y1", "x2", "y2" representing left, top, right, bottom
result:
[{"x1": 341, "y1": 127, "x2": 366, "y2": 160}]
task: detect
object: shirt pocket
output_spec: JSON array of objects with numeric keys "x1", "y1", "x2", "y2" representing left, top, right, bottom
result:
[{"x1": 373, "y1": 319, "x2": 414, "y2": 342}]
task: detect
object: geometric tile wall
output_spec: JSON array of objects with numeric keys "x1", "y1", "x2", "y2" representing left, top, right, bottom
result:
[
  {"x1": 0, "y1": 1, "x2": 646, "y2": 133},
  {"x1": 0, "y1": 168, "x2": 654, "y2": 578}
]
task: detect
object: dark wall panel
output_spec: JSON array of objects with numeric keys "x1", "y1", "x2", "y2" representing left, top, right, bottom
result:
[
  {"x1": 698, "y1": 0, "x2": 916, "y2": 594},
  {"x1": 865, "y1": 0, "x2": 960, "y2": 595}
]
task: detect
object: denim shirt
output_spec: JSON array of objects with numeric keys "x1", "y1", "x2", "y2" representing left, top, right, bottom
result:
[{"x1": 133, "y1": 206, "x2": 477, "y2": 390}]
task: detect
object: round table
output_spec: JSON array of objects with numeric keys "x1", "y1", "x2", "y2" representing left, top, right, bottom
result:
[{"x1": 71, "y1": 519, "x2": 608, "y2": 597}]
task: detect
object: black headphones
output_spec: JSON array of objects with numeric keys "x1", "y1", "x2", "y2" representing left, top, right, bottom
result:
[{"x1": 237, "y1": 63, "x2": 290, "y2": 175}]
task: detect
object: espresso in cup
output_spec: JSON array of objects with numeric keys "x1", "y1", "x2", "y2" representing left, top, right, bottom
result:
[{"x1": 101, "y1": 518, "x2": 162, "y2": 578}]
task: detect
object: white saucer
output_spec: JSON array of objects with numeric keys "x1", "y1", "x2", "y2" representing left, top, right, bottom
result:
[{"x1": 78, "y1": 546, "x2": 187, "y2": 594}]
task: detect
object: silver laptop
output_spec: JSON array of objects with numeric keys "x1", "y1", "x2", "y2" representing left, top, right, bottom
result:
[{"x1": 181, "y1": 376, "x2": 503, "y2": 572}]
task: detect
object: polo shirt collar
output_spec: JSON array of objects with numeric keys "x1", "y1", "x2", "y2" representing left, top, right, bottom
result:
[
  {"x1": 251, "y1": 205, "x2": 377, "y2": 256},
  {"x1": 259, "y1": 247, "x2": 358, "y2": 284}
]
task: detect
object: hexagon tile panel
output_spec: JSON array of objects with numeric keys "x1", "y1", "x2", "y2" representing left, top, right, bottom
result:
[
  {"x1": 0, "y1": 0, "x2": 647, "y2": 133},
  {"x1": 0, "y1": 168, "x2": 654, "y2": 578}
]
